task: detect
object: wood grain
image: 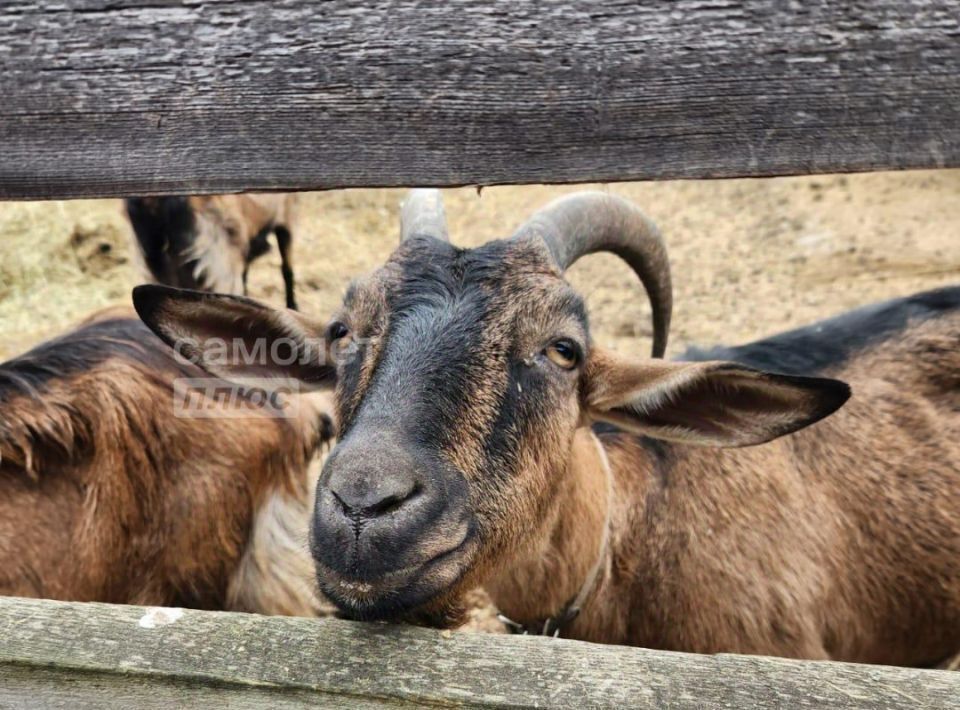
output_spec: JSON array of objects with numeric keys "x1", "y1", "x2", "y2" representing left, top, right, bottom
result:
[
  {"x1": 0, "y1": 597, "x2": 957, "y2": 708},
  {"x1": 0, "y1": 1, "x2": 958, "y2": 199}
]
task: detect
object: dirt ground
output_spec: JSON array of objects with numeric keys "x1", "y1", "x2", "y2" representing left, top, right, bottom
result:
[{"x1": 1, "y1": 169, "x2": 958, "y2": 361}]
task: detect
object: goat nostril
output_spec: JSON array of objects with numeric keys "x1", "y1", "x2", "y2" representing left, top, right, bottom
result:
[
  {"x1": 369, "y1": 482, "x2": 421, "y2": 517},
  {"x1": 331, "y1": 490, "x2": 352, "y2": 517},
  {"x1": 330, "y1": 482, "x2": 420, "y2": 520}
]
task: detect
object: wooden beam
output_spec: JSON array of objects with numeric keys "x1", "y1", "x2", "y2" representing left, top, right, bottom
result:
[
  {"x1": 0, "y1": 597, "x2": 957, "y2": 708},
  {"x1": 1, "y1": 1, "x2": 958, "y2": 200}
]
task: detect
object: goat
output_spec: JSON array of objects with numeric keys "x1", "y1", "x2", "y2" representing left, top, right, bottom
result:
[
  {"x1": 0, "y1": 308, "x2": 330, "y2": 614},
  {"x1": 133, "y1": 190, "x2": 960, "y2": 666},
  {"x1": 126, "y1": 194, "x2": 298, "y2": 309}
]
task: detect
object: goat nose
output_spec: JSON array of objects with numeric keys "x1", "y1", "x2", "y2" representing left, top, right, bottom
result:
[{"x1": 330, "y1": 474, "x2": 419, "y2": 519}]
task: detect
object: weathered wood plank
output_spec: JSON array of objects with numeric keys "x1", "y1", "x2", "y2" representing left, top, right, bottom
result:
[
  {"x1": 0, "y1": 1, "x2": 958, "y2": 199},
  {"x1": 0, "y1": 597, "x2": 956, "y2": 708},
  {"x1": 0, "y1": 665, "x2": 387, "y2": 710}
]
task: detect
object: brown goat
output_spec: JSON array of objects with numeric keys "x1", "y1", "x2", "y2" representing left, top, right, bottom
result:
[
  {"x1": 134, "y1": 190, "x2": 960, "y2": 666},
  {"x1": 0, "y1": 308, "x2": 330, "y2": 614},
  {"x1": 126, "y1": 194, "x2": 298, "y2": 309}
]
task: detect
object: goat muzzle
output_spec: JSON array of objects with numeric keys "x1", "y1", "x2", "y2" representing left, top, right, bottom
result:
[{"x1": 309, "y1": 429, "x2": 476, "y2": 620}]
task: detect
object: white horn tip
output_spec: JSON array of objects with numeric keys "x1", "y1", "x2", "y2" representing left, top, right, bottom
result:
[{"x1": 400, "y1": 189, "x2": 449, "y2": 242}]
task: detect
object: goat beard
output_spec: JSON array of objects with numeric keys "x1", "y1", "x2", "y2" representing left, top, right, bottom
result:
[{"x1": 399, "y1": 590, "x2": 469, "y2": 628}]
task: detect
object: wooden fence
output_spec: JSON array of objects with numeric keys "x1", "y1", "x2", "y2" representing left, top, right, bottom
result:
[
  {"x1": 2, "y1": 1, "x2": 959, "y2": 707},
  {"x1": 1, "y1": 1, "x2": 958, "y2": 199},
  {"x1": 1, "y1": 597, "x2": 958, "y2": 708}
]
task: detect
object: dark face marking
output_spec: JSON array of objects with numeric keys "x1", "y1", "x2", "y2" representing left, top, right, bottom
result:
[{"x1": 310, "y1": 236, "x2": 591, "y2": 621}]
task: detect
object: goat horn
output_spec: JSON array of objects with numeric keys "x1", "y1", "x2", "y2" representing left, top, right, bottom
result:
[
  {"x1": 400, "y1": 189, "x2": 449, "y2": 243},
  {"x1": 512, "y1": 192, "x2": 672, "y2": 358}
]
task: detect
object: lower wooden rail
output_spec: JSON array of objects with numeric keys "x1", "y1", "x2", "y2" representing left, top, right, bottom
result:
[{"x1": 0, "y1": 597, "x2": 955, "y2": 708}]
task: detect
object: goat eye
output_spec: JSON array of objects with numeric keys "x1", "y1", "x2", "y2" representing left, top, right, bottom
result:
[
  {"x1": 328, "y1": 322, "x2": 350, "y2": 341},
  {"x1": 545, "y1": 339, "x2": 579, "y2": 369}
]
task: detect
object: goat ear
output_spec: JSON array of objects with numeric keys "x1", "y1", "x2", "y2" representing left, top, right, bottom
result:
[
  {"x1": 132, "y1": 284, "x2": 335, "y2": 390},
  {"x1": 584, "y1": 347, "x2": 850, "y2": 447}
]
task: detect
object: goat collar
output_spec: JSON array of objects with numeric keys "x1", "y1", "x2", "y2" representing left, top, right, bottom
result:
[{"x1": 498, "y1": 431, "x2": 613, "y2": 638}]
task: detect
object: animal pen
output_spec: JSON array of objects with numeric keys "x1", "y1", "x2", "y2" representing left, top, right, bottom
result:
[{"x1": 1, "y1": 1, "x2": 959, "y2": 707}]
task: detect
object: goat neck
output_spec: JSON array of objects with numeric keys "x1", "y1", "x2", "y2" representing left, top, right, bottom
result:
[{"x1": 483, "y1": 427, "x2": 623, "y2": 641}]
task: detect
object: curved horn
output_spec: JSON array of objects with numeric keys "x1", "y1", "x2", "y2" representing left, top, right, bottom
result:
[
  {"x1": 400, "y1": 189, "x2": 449, "y2": 243},
  {"x1": 512, "y1": 192, "x2": 672, "y2": 358}
]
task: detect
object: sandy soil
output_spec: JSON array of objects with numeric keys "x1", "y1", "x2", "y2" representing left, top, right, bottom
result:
[{"x1": 1, "y1": 170, "x2": 958, "y2": 361}]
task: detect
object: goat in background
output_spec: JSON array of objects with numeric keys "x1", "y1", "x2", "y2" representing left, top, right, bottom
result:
[
  {"x1": 126, "y1": 194, "x2": 298, "y2": 309},
  {"x1": 0, "y1": 308, "x2": 328, "y2": 614}
]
